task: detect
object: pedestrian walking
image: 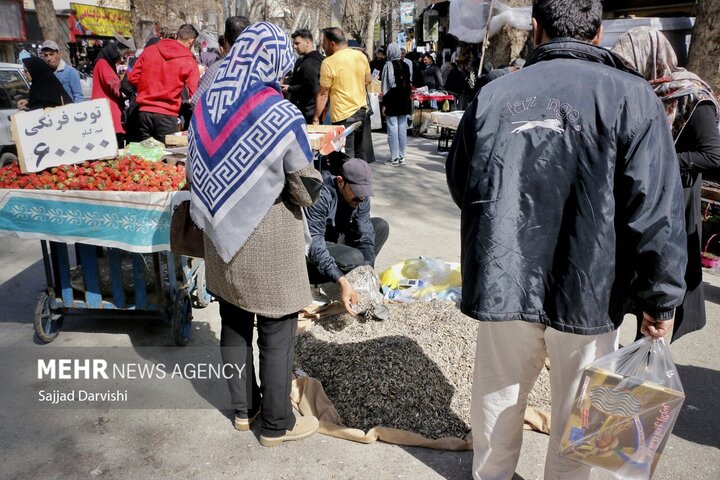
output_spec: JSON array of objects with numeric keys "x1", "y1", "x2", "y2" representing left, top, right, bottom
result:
[{"x1": 381, "y1": 43, "x2": 412, "y2": 166}]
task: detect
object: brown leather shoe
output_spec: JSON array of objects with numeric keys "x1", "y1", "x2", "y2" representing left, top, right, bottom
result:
[{"x1": 259, "y1": 415, "x2": 319, "y2": 447}]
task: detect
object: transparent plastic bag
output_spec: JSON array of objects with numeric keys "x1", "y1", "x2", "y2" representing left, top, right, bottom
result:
[
  {"x1": 559, "y1": 337, "x2": 684, "y2": 479},
  {"x1": 125, "y1": 137, "x2": 166, "y2": 162},
  {"x1": 345, "y1": 266, "x2": 384, "y2": 318},
  {"x1": 379, "y1": 257, "x2": 462, "y2": 303}
]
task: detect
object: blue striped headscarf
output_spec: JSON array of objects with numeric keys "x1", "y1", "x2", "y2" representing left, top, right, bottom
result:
[{"x1": 188, "y1": 22, "x2": 313, "y2": 262}]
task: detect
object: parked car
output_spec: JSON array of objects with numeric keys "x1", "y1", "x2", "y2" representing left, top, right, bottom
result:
[
  {"x1": 0, "y1": 62, "x2": 30, "y2": 166},
  {"x1": 80, "y1": 72, "x2": 92, "y2": 100}
]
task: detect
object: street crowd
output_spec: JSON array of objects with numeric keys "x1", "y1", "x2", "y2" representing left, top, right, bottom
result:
[{"x1": 14, "y1": 0, "x2": 720, "y2": 477}]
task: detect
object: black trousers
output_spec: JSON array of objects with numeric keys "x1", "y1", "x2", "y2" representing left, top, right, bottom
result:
[
  {"x1": 219, "y1": 300, "x2": 297, "y2": 438},
  {"x1": 333, "y1": 107, "x2": 376, "y2": 163},
  {"x1": 137, "y1": 111, "x2": 179, "y2": 143},
  {"x1": 307, "y1": 217, "x2": 389, "y2": 284}
]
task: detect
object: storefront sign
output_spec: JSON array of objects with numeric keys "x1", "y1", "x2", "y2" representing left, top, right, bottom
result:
[
  {"x1": 400, "y1": 2, "x2": 415, "y2": 25},
  {"x1": 12, "y1": 99, "x2": 118, "y2": 173},
  {"x1": 70, "y1": 3, "x2": 131, "y2": 37}
]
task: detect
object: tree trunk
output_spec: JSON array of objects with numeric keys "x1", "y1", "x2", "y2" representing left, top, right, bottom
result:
[
  {"x1": 687, "y1": 0, "x2": 720, "y2": 92},
  {"x1": 129, "y1": 0, "x2": 144, "y2": 49},
  {"x1": 364, "y1": 0, "x2": 381, "y2": 56},
  {"x1": 385, "y1": 5, "x2": 394, "y2": 46},
  {"x1": 290, "y1": 6, "x2": 307, "y2": 32},
  {"x1": 34, "y1": 0, "x2": 69, "y2": 62}
]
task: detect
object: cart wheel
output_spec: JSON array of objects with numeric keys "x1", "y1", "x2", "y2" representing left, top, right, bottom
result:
[
  {"x1": 34, "y1": 292, "x2": 62, "y2": 343},
  {"x1": 192, "y1": 262, "x2": 211, "y2": 309},
  {"x1": 172, "y1": 288, "x2": 193, "y2": 346}
]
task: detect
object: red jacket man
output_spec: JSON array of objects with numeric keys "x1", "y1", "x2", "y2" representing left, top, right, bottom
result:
[{"x1": 128, "y1": 24, "x2": 200, "y2": 142}]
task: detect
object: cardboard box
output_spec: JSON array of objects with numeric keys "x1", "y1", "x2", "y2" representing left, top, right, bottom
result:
[
  {"x1": 367, "y1": 79, "x2": 381, "y2": 94},
  {"x1": 559, "y1": 366, "x2": 684, "y2": 479},
  {"x1": 165, "y1": 132, "x2": 188, "y2": 147},
  {"x1": 307, "y1": 125, "x2": 344, "y2": 151}
]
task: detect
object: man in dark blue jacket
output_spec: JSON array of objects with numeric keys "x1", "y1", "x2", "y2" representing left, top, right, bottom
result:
[
  {"x1": 305, "y1": 158, "x2": 389, "y2": 313},
  {"x1": 446, "y1": 1, "x2": 687, "y2": 478}
]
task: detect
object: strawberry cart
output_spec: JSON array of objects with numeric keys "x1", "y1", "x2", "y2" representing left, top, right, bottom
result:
[
  {"x1": 1, "y1": 100, "x2": 211, "y2": 344},
  {"x1": 0, "y1": 163, "x2": 210, "y2": 345}
]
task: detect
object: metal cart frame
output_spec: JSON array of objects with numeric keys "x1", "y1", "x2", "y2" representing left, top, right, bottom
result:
[{"x1": 35, "y1": 240, "x2": 210, "y2": 345}]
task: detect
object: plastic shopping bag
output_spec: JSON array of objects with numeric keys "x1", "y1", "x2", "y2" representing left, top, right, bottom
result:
[
  {"x1": 379, "y1": 257, "x2": 462, "y2": 303},
  {"x1": 345, "y1": 266, "x2": 387, "y2": 320},
  {"x1": 559, "y1": 337, "x2": 684, "y2": 479}
]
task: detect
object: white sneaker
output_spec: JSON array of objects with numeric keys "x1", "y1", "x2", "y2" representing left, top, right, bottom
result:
[
  {"x1": 398, "y1": 157, "x2": 406, "y2": 165},
  {"x1": 385, "y1": 158, "x2": 399, "y2": 166}
]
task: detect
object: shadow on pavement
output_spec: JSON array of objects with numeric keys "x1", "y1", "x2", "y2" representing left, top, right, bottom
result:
[
  {"x1": 400, "y1": 445, "x2": 473, "y2": 479},
  {"x1": 371, "y1": 164, "x2": 459, "y2": 230},
  {"x1": 416, "y1": 161, "x2": 447, "y2": 174},
  {"x1": 672, "y1": 363, "x2": 720, "y2": 449},
  {"x1": 0, "y1": 251, "x2": 229, "y2": 412},
  {"x1": 0, "y1": 258, "x2": 45, "y2": 325},
  {"x1": 703, "y1": 281, "x2": 720, "y2": 304}
]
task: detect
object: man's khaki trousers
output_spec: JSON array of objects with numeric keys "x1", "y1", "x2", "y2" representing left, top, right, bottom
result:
[{"x1": 471, "y1": 320, "x2": 619, "y2": 480}]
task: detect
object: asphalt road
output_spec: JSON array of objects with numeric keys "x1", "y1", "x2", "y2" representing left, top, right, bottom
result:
[{"x1": 0, "y1": 132, "x2": 717, "y2": 479}]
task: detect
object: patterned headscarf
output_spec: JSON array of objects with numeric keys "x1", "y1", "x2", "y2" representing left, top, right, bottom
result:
[
  {"x1": 188, "y1": 22, "x2": 313, "y2": 262},
  {"x1": 612, "y1": 26, "x2": 719, "y2": 140},
  {"x1": 381, "y1": 42, "x2": 402, "y2": 95}
]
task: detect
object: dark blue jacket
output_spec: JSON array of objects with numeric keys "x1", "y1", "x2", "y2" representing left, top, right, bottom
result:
[
  {"x1": 305, "y1": 175, "x2": 375, "y2": 282},
  {"x1": 446, "y1": 39, "x2": 687, "y2": 335}
]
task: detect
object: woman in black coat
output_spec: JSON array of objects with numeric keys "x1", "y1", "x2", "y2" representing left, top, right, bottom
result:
[
  {"x1": 22, "y1": 57, "x2": 72, "y2": 110},
  {"x1": 381, "y1": 43, "x2": 412, "y2": 166},
  {"x1": 613, "y1": 27, "x2": 720, "y2": 342}
]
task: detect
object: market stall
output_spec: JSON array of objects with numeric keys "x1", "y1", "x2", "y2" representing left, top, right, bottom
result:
[
  {"x1": 0, "y1": 101, "x2": 208, "y2": 344},
  {"x1": 410, "y1": 90, "x2": 455, "y2": 136},
  {"x1": 702, "y1": 181, "x2": 720, "y2": 268},
  {"x1": 431, "y1": 110, "x2": 464, "y2": 151}
]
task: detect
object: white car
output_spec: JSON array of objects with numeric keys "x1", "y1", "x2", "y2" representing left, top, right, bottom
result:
[
  {"x1": 0, "y1": 62, "x2": 30, "y2": 166},
  {"x1": 80, "y1": 73, "x2": 92, "y2": 100}
]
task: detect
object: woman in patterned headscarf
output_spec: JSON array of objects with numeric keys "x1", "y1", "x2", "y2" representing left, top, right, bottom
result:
[
  {"x1": 612, "y1": 27, "x2": 720, "y2": 342},
  {"x1": 188, "y1": 22, "x2": 322, "y2": 446}
]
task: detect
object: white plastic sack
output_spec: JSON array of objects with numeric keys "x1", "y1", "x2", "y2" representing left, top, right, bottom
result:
[
  {"x1": 449, "y1": 0, "x2": 531, "y2": 44},
  {"x1": 369, "y1": 93, "x2": 382, "y2": 130},
  {"x1": 80, "y1": 76, "x2": 93, "y2": 101}
]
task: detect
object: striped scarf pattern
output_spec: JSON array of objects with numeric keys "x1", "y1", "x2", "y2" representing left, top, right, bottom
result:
[{"x1": 188, "y1": 22, "x2": 312, "y2": 262}]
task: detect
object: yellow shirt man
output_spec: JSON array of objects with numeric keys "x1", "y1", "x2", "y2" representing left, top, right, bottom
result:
[{"x1": 319, "y1": 48, "x2": 371, "y2": 123}]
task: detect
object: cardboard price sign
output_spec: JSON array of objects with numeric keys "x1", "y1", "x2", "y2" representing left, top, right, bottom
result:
[{"x1": 12, "y1": 99, "x2": 118, "y2": 173}]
